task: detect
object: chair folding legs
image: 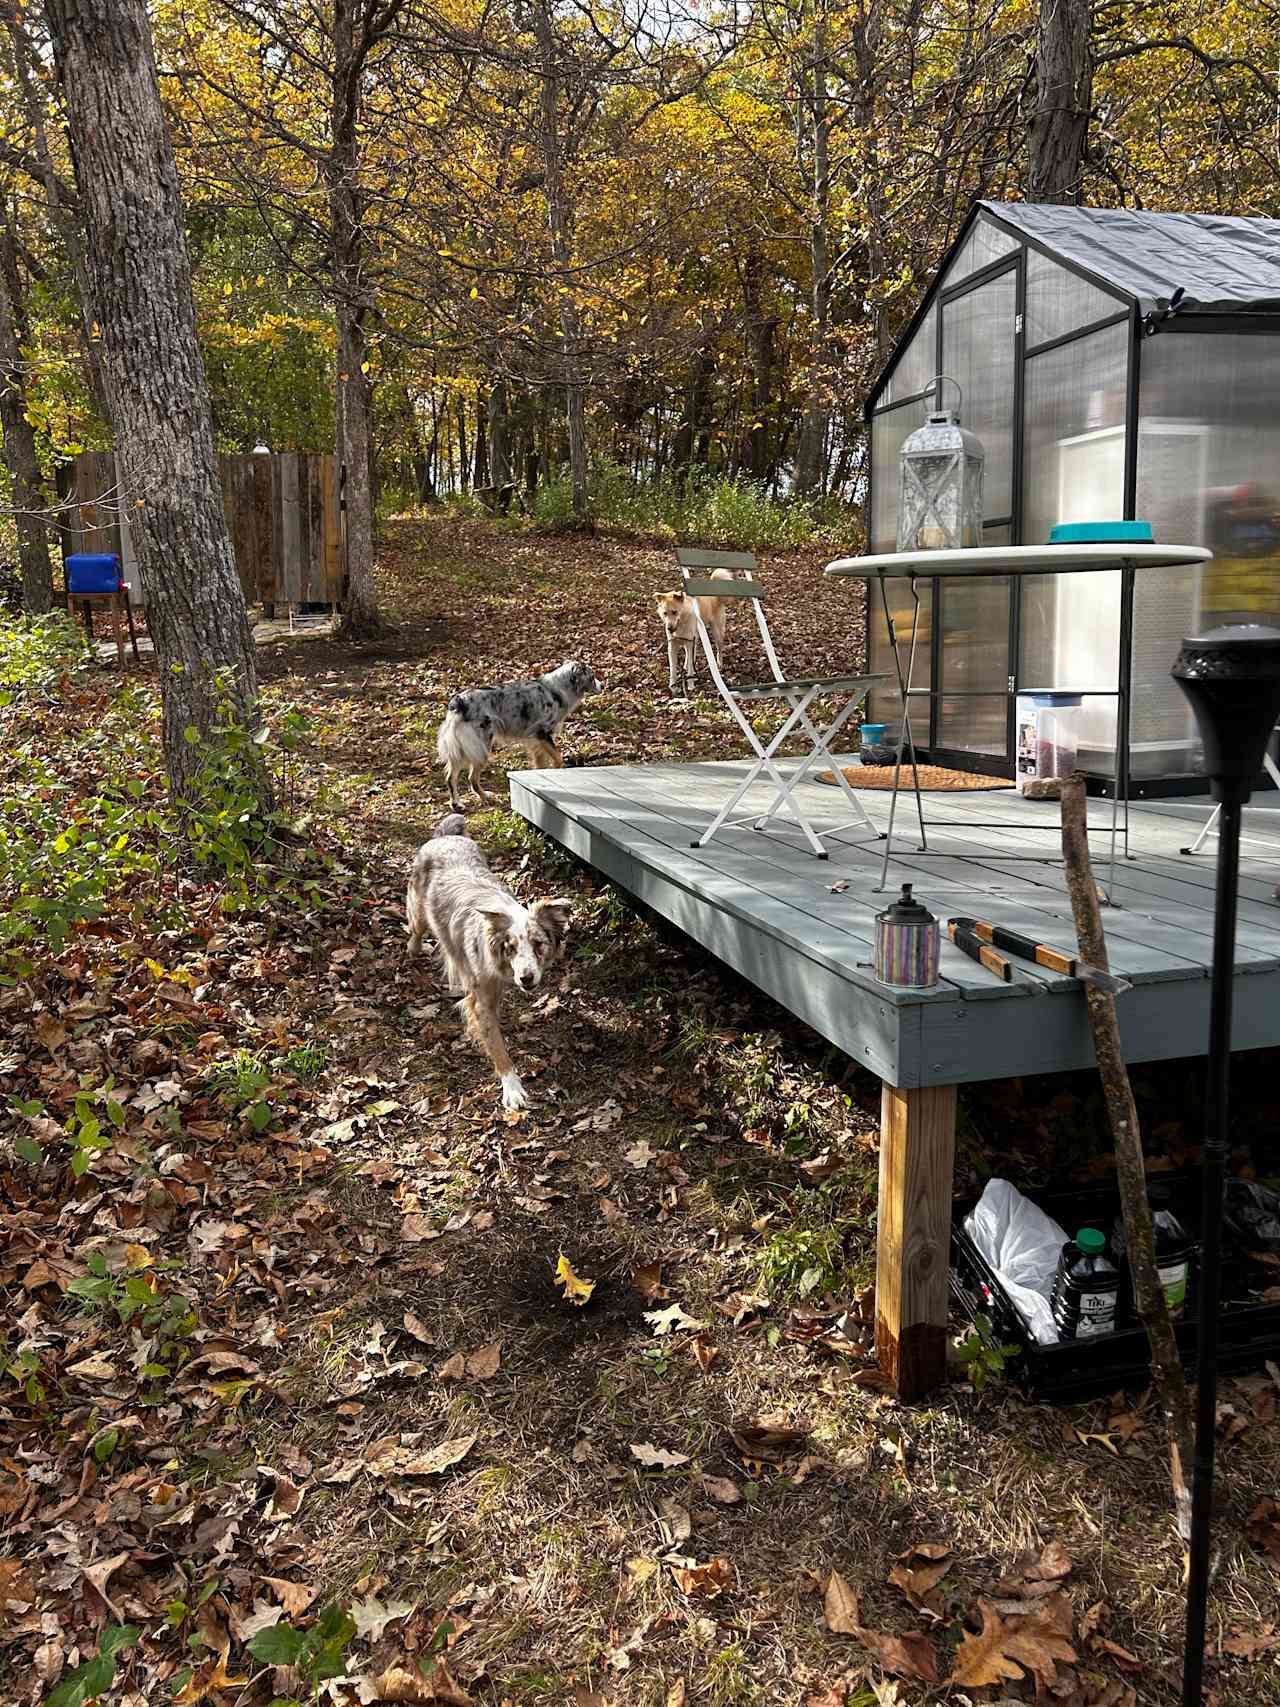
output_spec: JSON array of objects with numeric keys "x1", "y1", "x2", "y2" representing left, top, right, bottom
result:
[
  {"x1": 751, "y1": 691, "x2": 878, "y2": 842},
  {"x1": 691, "y1": 684, "x2": 876, "y2": 859},
  {"x1": 1181, "y1": 750, "x2": 1280, "y2": 855}
]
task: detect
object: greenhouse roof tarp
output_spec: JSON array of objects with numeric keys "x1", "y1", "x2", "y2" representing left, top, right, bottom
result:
[{"x1": 979, "y1": 202, "x2": 1280, "y2": 315}]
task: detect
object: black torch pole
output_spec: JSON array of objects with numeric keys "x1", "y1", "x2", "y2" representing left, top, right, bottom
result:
[
  {"x1": 1181, "y1": 792, "x2": 1241, "y2": 1706},
  {"x1": 1172, "y1": 621, "x2": 1280, "y2": 1707}
]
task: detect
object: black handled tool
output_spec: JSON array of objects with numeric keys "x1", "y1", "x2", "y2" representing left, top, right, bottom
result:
[
  {"x1": 947, "y1": 919, "x2": 1013, "y2": 981},
  {"x1": 949, "y1": 916, "x2": 1132, "y2": 995}
]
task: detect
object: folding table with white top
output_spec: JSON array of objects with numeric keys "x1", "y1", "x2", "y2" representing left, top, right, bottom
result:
[{"x1": 824, "y1": 543, "x2": 1213, "y2": 896}]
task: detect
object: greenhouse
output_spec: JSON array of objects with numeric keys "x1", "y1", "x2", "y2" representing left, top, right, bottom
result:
[{"x1": 865, "y1": 200, "x2": 1280, "y2": 791}]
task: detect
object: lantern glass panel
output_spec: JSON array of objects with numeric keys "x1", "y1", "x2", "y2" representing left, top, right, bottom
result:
[{"x1": 897, "y1": 427, "x2": 984, "y2": 551}]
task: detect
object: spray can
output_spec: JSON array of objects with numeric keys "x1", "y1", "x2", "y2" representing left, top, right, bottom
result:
[{"x1": 874, "y1": 884, "x2": 940, "y2": 989}]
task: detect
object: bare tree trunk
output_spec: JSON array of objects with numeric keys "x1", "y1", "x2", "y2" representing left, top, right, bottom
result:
[
  {"x1": 1060, "y1": 776, "x2": 1193, "y2": 1538},
  {"x1": 531, "y1": 0, "x2": 589, "y2": 524},
  {"x1": 1028, "y1": 0, "x2": 1092, "y2": 203},
  {"x1": 45, "y1": 0, "x2": 264, "y2": 807},
  {"x1": 794, "y1": 7, "x2": 830, "y2": 497},
  {"x1": 487, "y1": 378, "x2": 512, "y2": 503},
  {"x1": 2, "y1": 3, "x2": 108, "y2": 416},
  {"x1": 329, "y1": 0, "x2": 390, "y2": 640},
  {"x1": 0, "y1": 210, "x2": 52, "y2": 613}
]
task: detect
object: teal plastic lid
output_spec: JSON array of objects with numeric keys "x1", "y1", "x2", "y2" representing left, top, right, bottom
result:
[
  {"x1": 1049, "y1": 521, "x2": 1154, "y2": 544},
  {"x1": 1076, "y1": 1227, "x2": 1106, "y2": 1253}
]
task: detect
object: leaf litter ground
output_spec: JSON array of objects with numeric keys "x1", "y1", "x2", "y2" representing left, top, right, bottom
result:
[{"x1": 3, "y1": 516, "x2": 1279, "y2": 1707}]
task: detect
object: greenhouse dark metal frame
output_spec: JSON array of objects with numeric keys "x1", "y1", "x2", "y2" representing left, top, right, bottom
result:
[{"x1": 863, "y1": 200, "x2": 1280, "y2": 798}]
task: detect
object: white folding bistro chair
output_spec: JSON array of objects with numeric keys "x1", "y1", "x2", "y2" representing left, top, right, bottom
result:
[
  {"x1": 1180, "y1": 737, "x2": 1280, "y2": 856},
  {"x1": 674, "y1": 547, "x2": 885, "y2": 860}
]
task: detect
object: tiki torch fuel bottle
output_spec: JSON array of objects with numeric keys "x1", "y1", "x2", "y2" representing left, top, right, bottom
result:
[
  {"x1": 874, "y1": 884, "x2": 940, "y2": 989},
  {"x1": 1051, "y1": 1228, "x2": 1120, "y2": 1339}
]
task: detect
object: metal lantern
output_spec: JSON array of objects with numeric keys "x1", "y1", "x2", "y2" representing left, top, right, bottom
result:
[{"x1": 897, "y1": 376, "x2": 984, "y2": 552}]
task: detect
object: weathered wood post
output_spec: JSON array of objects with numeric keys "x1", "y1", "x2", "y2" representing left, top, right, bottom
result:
[{"x1": 876, "y1": 1081, "x2": 958, "y2": 1401}]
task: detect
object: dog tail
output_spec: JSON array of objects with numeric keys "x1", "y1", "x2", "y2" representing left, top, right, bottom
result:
[
  {"x1": 433, "y1": 812, "x2": 468, "y2": 839},
  {"x1": 436, "y1": 701, "x2": 490, "y2": 769}
]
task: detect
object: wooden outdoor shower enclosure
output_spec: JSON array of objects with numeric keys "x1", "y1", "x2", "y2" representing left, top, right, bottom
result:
[{"x1": 64, "y1": 450, "x2": 344, "y2": 610}]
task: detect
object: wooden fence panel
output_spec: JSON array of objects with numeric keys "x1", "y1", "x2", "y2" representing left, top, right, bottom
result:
[{"x1": 68, "y1": 450, "x2": 343, "y2": 610}]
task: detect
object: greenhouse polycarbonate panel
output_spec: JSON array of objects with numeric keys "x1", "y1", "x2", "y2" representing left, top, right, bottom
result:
[
  {"x1": 869, "y1": 398, "x2": 927, "y2": 551},
  {"x1": 937, "y1": 574, "x2": 1010, "y2": 756},
  {"x1": 937, "y1": 694, "x2": 1007, "y2": 755},
  {"x1": 941, "y1": 267, "x2": 1016, "y2": 520},
  {"x1": 943, "y1": 217, "x2": 1019, "y2": 289},
  {"x1": 1019, "y1": 321, "x2": 1129, "y2": 760},
  {"x1": 1025, "y1": 248, "x2": 1124, "y2": 347},
  {"x1": 868, "y1": 575, "x2": 931, "y2": 739},
  {"x1": 885, "y1": 305, "x2": 937, "y2": 404},
  {"x1": 1133, "y1": 331, "x2": 1280, "y2": 761}
]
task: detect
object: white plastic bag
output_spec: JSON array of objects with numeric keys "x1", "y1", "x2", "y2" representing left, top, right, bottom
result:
[{"x1": 964, "y1": 1178, "x2": 1067, "y2": 1345}]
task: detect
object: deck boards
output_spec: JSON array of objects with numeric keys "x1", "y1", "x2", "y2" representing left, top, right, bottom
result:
[{"x1": 511, "y1": 758, "x2": 1280, "y2": 1090}]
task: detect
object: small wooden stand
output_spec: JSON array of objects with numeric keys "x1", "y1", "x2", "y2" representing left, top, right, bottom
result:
[
  {"x1": 876, "y1": 1081, "x2": 958, "y2": 1401},
  {"x1": 68, "y1": 585, "x2": 141, "y2": 667}
]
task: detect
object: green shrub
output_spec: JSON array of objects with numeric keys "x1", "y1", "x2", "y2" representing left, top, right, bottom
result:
[
  {"x1": 0, "y1": 677, "x2": 320, "y2": 959},
  {"x1": 530, "y1": 462, "x2": 856, "y2": 549},
  {"x1": 0, "y1": 609, "x2": 88, "y2": 700}
]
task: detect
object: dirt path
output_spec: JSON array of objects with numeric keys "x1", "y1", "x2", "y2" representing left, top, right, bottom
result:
[{"x1": 3, "y1": 519, "x2": 1278, "y2": 1707}]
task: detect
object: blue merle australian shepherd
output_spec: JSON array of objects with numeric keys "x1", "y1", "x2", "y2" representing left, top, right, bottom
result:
[{"x1": 436, "y1": 660, "x2": 600, "y2": 809}]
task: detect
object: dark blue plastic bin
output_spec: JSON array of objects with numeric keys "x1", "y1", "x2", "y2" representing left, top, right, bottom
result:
[{"x1": 66, "y1": 553, "x2": 122, "y2": 594}]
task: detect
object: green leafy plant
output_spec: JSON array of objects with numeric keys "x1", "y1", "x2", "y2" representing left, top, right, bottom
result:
[
  {"x1": 67, "y1": 1252, "x2": 196, "y2": 1389},
  {"x1": 11, "y1": 1077, "x2": 126, "y2": 1176},
  {"x1": 275, "y1": 1042, "x2": 326, "y2": 1080},
  {"x1": 247, "y1": 1603, "x2": 357, "y2": 1699},
  {"x1": 45, "y1": 1622, "x2": 139, "y2": 1707},
  {"x1": 0, "y1": 608, "x2": 88, "y2": 702},
  {"x1": 204, "y1": 1048, "x2": 275, "y2": 1131},
  {"x1": 952, "y1": 1313, "x2": 1022, "y2": 1392}
]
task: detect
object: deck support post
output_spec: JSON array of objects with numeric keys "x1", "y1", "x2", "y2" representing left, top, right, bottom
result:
[{"x1": 876, "y1": 1081, "x2": 958, "y2": 1401}]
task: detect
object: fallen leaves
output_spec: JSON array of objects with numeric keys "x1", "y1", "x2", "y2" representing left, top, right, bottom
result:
[
  {"x1": 555, "y1": 1253, "x2": 596, "y2": 1306},
  {"x1": 887, "y1": 1541, "x2": 951, "y2": 1619},
  {"x1": 948, "y1": 1596, "x2": 1076, "y2": 1689},
  {"x1": 822, "y1": 1572, "x2": 939, "y2": 1684},
  {"x1": 643, "y1": 1302, "x2": 706, "y2": 1336},
  {"x1": 629, "y1": 1442, "x2": 691, "y2": 1470},
  {"x1": 670, "y1": 1557, "x2": 733, "y2": 1598},
  {"x1": 823, "y1": 1571, "x2": 861, "y2": 1634},
  {"x1": 728, "y1": 1417, "x2": 807, "y2": 1463},
  {"x1": 1247, "y1": 1497, "x2": 1280, "y2": 1567}
]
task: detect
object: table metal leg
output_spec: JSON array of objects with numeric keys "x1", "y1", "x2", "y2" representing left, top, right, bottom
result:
[{"x1": 877, "y1": 577, "x2": 928, "y2": 892}]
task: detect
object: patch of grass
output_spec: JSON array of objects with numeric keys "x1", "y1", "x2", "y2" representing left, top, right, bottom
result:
[{"x1": 703, "y1": 1640, "x2": 761, "y2": 1706}]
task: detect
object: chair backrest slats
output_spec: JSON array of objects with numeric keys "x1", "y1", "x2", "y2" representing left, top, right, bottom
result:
[
  {"x1": 682, "y1": 576, "x2": 766, "y2": 600},
  {"x1": 675, "y1": 547, "x2": 758, "y2": 572}
]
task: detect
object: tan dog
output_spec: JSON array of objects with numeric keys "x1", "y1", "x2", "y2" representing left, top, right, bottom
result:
[{"x1": 654, "y1": 568, "x2": 734, "y2": 694}]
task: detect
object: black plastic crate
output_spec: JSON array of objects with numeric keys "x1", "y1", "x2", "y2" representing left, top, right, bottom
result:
[{"x1": 951, "y1": 1177, "x2": 1280, "y2": 1403}]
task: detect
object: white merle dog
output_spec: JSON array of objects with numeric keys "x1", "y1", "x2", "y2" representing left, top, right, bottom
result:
[
  {"x1": 406, "y1": 814, "x2": 571, "y2": 1110},
  {"x1": 435, "y1": 660, "x2": 599, "y2": 809}
]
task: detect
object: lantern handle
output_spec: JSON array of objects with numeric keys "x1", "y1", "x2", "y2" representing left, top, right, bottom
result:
[{"x1": 926, "y1": 374, "x2": 963, "y2": 419}]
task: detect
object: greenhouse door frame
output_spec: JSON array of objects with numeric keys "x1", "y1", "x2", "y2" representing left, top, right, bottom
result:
[{"x1": 865, "y1": 227, "x2": 1139, "y2": 787}]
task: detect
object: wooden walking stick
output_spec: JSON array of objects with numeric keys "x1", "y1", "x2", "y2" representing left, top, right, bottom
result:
[{"x1": 1059, "y1": 773, "x2": 1194, "y2": 1539}]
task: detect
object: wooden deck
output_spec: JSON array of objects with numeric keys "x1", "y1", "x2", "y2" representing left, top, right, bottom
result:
[
  {"x1": 511, "y1": 758, "x2": 1280, "y2": 1090},
  {"x1": 511, "y1": 757, "x2": 1280, "y2": 1399}
]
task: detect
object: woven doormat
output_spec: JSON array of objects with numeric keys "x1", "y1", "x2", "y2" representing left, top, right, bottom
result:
[{"x1": 818, "y1": 764, "x2": 1016, "y2": 792}]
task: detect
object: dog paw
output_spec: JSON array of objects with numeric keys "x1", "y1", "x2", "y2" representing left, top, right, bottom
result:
[{"x1": 500, "y1": 1073, "x2": 529, "y2": 1111}]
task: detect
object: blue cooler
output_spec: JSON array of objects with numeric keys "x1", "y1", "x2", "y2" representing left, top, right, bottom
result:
[{"x1": 66, "y1": 552, "x2": 122, "y2": 594}]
